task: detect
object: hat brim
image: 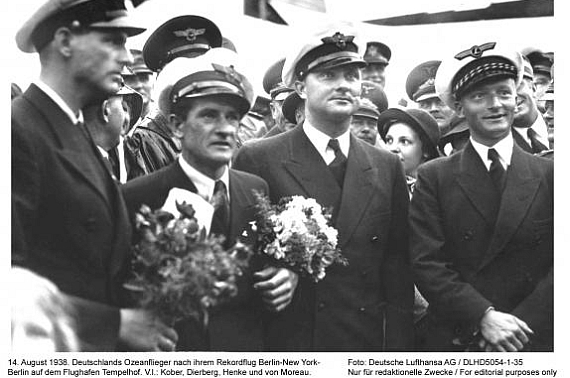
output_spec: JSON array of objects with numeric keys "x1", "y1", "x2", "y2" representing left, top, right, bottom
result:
[{"x1": 377, "y1": 108, "x2": 439, "y2": 157}]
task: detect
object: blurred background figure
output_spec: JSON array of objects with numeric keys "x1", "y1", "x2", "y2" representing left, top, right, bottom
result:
[
  {"x1": 361, "y1": 41, "x2": 391, "y2": 88},
  {"x1": 281, "y1": 90, "x2": 305, "y2": 127},
  {"x1": 350, "y1": 98, "x2": 380, "y2": 146},
  {"x1": 122, "y1": 49, "x2": 155, "y2": 122},
  {"x1": 378, "y1": 107, "x2": 440, "y2": 194},
  {"x1": 11, "y1": 267, "x2": 79, "y2": 352},
  {"x1": 406, "y1": 60, "x2": 456, "y2": 137},
  {"x1": 360, "y1": 80, "x2": 388, "y2": 148},
  {"x1": 85, "y1": 85, "x2": 143, "y2": 183},
  {"x1": 523, "y1": 49, "x2": 553, "y2": 106},
  {"x1": 262, "y1": 58, "x2": 296, "y2": 138},
  {"x1": 512, "y1": 56, "x2": 549, "y2": 154},
  {"x1": 439, "y1": 115, "x2": 470, "y2": 156}
]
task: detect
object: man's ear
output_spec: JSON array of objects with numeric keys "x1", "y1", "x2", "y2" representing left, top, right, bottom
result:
[
  {"x1": 294, "y1": 80, "x2": 306, "y2": 99},
  {"x1": 52, "y1": 27, "x2": 74, "y2": 58},
  {"x1": 169, "y1": 114, "x2": 184, "y2": 138},
  {"x1": 100, "y1": 100, "x2": 110, "y2": 123}
]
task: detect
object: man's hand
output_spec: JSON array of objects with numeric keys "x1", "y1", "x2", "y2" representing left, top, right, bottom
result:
[
  {"x1": 479, "y1": 309, "x2": 534, "y2": 351},
  {"x1": 253, "y1": 267, "x2": 298, "y2": 312},
  {"x1": 119, "y1": 309, "x2": 178, "y2": 351}
]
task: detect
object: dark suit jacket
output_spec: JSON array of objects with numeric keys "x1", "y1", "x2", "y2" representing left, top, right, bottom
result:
[
  {"x1": 410, "y1": 142, "x2": 553, "y2": 351},
  {"x1": 121, "y1": 161, "x2": 269, "y2": 351},
  {"x1": 233, "y1": 125, "x2": 414, "y2": 351},
  {"x1": 12, "y1": 84, "x2": 132, "y2": 351}
]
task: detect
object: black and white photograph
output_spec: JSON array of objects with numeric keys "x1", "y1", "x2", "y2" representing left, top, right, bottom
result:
[{"x1": 4, "y1": 0, "x2": 565, "y2": 374}]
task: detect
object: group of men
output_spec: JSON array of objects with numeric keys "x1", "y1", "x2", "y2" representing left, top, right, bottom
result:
[{"x1": 12, "y1": 0, "x2": 553, "y2": 353}]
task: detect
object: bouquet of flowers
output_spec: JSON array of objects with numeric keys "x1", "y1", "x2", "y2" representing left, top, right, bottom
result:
[
  {"x1": 250, "y1": 192, "x2": 347, "y2": 282},
  {"x1": 124, "y1": 201, "x2": 251, "y2": 326}
]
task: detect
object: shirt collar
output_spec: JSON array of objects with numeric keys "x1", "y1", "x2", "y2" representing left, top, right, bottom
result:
[
  {"x1": 470, "y1": 133, "x2": 513, "y2": 171},
  {"x1": 178, "y1": 155, "x2": 230, "y2": 202},
  {"x1": 512, "y1": 115, "x2": 549, "y2": 147},
  {"x1": 302, "y1": 120, "x2": 351, "y2": 164},
  {"x1": 34, "y1": 80, "x2": 83, "y2": 125}
]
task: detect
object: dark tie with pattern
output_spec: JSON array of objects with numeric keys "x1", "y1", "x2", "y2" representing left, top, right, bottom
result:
[
  {"x1": 488, "y1": 148, "x2": 506, "y2": 192},
  {"x1": 527, "y1": 128, "x2": 548, "y2": 153},
  {"x1": 328, "y1": 139, "x2": 347, "y2": 187},
  {"x1": 210, "y1": 180, "x2": 230, "y2": 237}
]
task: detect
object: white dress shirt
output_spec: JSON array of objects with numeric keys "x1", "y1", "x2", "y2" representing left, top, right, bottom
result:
[
  {"x1": 303, "y1": 120, "x2": 351, "y2": 165},
  {"x1": 34, "y1": 80, "x2": 83, "y2": 125},
  {"x1": 178, "y1": 155, "x2": 230, "y2": 202},
  {"x1": 470, "y1": 134, "x2": 513, "y2": 171},
  {"x1": 513, "y1": 114, "x2": 549, "y2": 148}
]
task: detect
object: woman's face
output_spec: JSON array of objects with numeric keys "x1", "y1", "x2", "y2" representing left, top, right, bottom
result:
[{"x1": 384, "y1": 122, "x2": 425, "y2": 177}]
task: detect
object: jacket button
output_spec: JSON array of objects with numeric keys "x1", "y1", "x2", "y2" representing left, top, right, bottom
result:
[
  {"x1": 359, "y1": 307, "x2": 366, "y2": 313},
  {"x1": 361, "y1": 270, "x2": 368, "y2": 277},
  {"x1": 318, "y1": 302, "x2": 326, "y2": 311},
  {"x1": 463, "y1": 230, "x2": 474, "y2": 240},
  {"x1": 371, "y1": 236, "x2": 379, "y2": 242}
]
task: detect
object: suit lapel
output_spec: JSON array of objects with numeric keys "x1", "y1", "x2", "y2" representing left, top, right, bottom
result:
[
  {"x1": 512, "y1": 129, "x2": 533, "y2": 153},
  {"x1": 456, "y1": 142, "x2": 499, "y2": 228},
  {"x1": 228, "y1": 170, "x2": 256, "y2": 243},
  {"x1": 477, "y1": 145, "x2": 541, "y2": 271},
  {"x1": 25, "y1": 85, "x2": 113, "y2": 210},
  {"x1": 335, "y1": 137, "x2": 376, "y2": 247},
  {"x1": 282, "y1": 127, "x2": 342, "y2": 209}
]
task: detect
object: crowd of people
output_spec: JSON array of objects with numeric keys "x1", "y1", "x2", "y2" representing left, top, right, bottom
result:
[{"x1": 11, "y1": 0, "x2": 553, "y2": 353}]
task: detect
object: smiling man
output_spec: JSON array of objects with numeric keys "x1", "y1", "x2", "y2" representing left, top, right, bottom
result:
[
  {"x1": 121, "y1": 50, "x2": 297, "y2": 351},
  {"x1": 410, "y1": 43, "x2": 553, "y2": 352},
  {"x1": 234, "y1": 27, "x2": 413, "y2": 351}
]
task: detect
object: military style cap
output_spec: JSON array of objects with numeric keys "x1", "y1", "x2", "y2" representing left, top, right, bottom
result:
[
  {"x1": 143, "y1": 15, "x2": 223, "y2": 72},
  {"x1": 378, "y1": 107, "x2": 440, "y2": 158},
  {"x1": 406, "y1": 60, "x2": 441, "y2": 102},
  {"x1": 524, "y1": 50, "x2": 553, "y2": 77},
  {"x1": 361, "y1": 80, "x2": 388, "y2": 113},
  {"x1": 282, "y1": 91, "x2": 304, "y2": 124},
  {"x1": 363, "y1": 41, "x2": 391, "y2": 66},
  {"x1": 282, "y1": 27, "x2": 366, "y2": 87},
  {"x1": 354, "y1": 98, "x2": 380, "y2": 120},
  {"x1": 263, "y1": 58, "x2": 294, "y2": 101},
  {"x1": 16, "y1": 0, "x2": 145, "y2": 53},
  {"x1": 436, "y1": 42, "x2": 523, "y2": 108},
  {"x1": 154, "y1": 48, "x2": 253, "y2": 117},
  {"x1": 125, "y1": 49, "x2": 153, "y2": 75},
  {"x1": 115, "y1": 85, "x2": 143, "y2": 128}
]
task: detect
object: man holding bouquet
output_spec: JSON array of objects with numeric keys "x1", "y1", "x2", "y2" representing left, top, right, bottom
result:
[
  {"x1": 233, "y1": 26, "x2": 414, "y2": 351},
  {"x1": 122, "y1": 49, "x2": 297, "y2": 351}
]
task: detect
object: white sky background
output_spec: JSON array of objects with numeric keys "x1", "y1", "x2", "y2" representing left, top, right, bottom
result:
[{"x1": 1, "y1": 0, "x2": 569, "y2": 361}]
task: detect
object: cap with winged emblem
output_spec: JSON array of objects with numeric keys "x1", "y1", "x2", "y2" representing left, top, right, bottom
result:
[
  {"x1": 435, "y1": 42, "x2": 523, "y2": 108},
  {"x1": 282, "y1": 26, "x2": 366, "y2": 87},
  {"x1": 143, "y1": 15, "x2": 222, "y2": 72}
]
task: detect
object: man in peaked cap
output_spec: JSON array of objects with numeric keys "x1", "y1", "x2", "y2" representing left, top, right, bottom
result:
[
  {"x1": 361, "y1": 41, "x2": 391, "y2": 88},
  {"x1": 406, "y1": 60, "x2": 456, "y2": 137},
  {"x1": 12, "y1": 0, "x2": 179, "y2": 351},
  {"x1": 512, "y1": 56, "x2": 550, "y2": 154},
  {"x1": 262, "y1": 58, "x2": 297, "y2": 138},
  {"x1": 410, "y1": 42, "x2": 553, "y2": 351},
  {"x1": 524, "y1": 49, "x2": 553, "y2": 102},
  {"x1": 122, "y1": 49, "x2": 154, "y2": 120},
  {"x1": 234, "y1": 26, "x2": 413, "y2": 351},
  {"x1": 122, "y1": 51, "x2": 297, "y2": 351},
  {"x1": 126, "y1": 15, "x2": 224, "y2": 178},
  {"x1": 349, "y1": 98, "x2": 380, "y2": 146}
]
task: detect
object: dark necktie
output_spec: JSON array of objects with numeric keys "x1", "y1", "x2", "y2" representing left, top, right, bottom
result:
[
  {"x1": 527, "y1": 128, "x2": 548, "y2": 153},
  {"x1": 210, "y1": 180, "x2": 230, "y2": 237},
  {"x1": 328, "y1": 139, "x2": 347, "y2": 187},
  {"x1": 488, "y1": 148, "x2": 506, "y2": 193},
  {"x1": 108, "y1": 147, "x2": 120, "y2": 180}
]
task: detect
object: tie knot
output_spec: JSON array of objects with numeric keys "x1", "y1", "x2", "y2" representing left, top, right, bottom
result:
[
  {"x1": 488, "y1": 148, "x2": 500, "y2": 163},
  {"x1": 328, "y1": 139, "x2": 342, "y2": 153},
  {"x1": 214, "y1": 180, "x2": 227, "y2": 197},
  {"x1": 527, "y1": 128, "x2": 536, "y2": 138}
]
